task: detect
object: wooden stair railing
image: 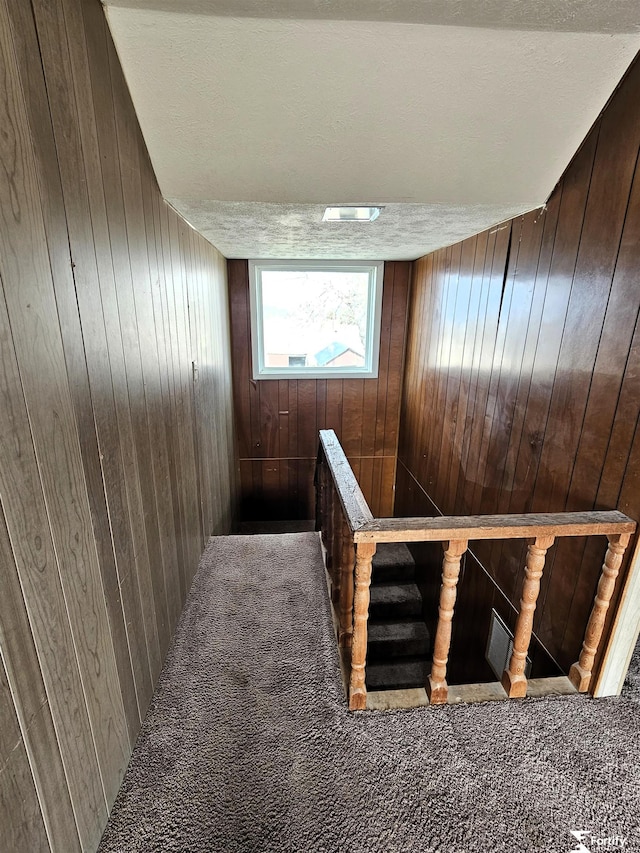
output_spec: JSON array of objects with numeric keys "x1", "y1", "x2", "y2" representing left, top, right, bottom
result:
[{"x1": 316, "y1": 429, "x2": 637, "y2": 711}]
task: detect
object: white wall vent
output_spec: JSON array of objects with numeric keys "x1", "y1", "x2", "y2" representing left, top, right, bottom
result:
[{"x1": 486, "y1": 609, "x2": 531, "y2": 681}]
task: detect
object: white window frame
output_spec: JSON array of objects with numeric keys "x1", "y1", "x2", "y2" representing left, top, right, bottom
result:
[{"x1": 248, "y1": 259, "x2": 384, "y2": 380}]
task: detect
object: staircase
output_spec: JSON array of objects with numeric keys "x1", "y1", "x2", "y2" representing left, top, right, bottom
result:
[{"x1": 366, "y1": 543, "x2": 432, "y2": 691}]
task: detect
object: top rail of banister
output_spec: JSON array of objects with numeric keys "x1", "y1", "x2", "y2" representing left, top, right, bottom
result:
[
  {"x1": 319, "y1": 429, "x2": 373, "y2": 532},
  {"x1": 354, "y1": 512, "x2": 636, "y2": 543}
]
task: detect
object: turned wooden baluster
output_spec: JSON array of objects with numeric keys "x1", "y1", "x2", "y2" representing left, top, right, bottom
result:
[
  {"x1": 426, "y1": 539, "x2": 468, "y2": 705},
  {"x1": 338, "y1": 517, "x2": 356, "y2": 649},
  {"x1": 502, "y1": 535, "x2": 555, "y2": 698},
  {"x1": 569, "y1": 532, "x2": 631, "y2": 692},
  {"x1": 348, "y1": 542, "x2": 376, "y2": 710}
]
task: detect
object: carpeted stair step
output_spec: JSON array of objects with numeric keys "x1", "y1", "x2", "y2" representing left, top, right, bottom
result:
[
  {"x1": 371, "y1": 543, "x2": 416, "y2": 584},
  {"x1": 367, "y1": 620, "x2": 431, "y2": 660},
  {"x1": 366, "y1": 656, "x2": 431, "y2": 691},
  {"x1": 369, "y1": 583, "x2": 422, "y2": 621}
]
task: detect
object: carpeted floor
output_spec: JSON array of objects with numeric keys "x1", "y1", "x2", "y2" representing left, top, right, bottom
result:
[{"x1": 98, "y1": 533, "x2": 640, "y2": 853}]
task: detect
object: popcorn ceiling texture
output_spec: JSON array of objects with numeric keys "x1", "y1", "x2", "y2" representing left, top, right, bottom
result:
[
  {"x1": 99, "y1": 533, "x2": 640, "y2": 853},
  {"x1": 170, "y1": 200, "x2": 527, "y2": 260}
]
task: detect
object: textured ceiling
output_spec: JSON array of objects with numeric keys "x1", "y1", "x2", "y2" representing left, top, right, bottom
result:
[
  {"x1": 173, "y1": 201, "x2": 523, "y2": 260},
  {"x1": 104, "y1": 3, "x2": 640, "y2": 259}
]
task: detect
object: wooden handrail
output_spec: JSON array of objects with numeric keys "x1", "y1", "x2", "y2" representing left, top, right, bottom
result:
[
  {"x1": 315, "y1": 430, "x2": 637, "y2": 710},
  {"x1": 355, "y1": 511, "x2": 635, "y2": 543},
  {"x1": 319, "y1": 430, "x2": 373, "y2": 532}
]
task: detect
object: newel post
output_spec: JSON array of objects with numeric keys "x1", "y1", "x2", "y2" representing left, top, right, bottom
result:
[
  {"x1": 569, "y1": 532, "x2": 631, "y2": 693},
  {"x1": 348, "y1": 542, "x2": 376, "y2": 710},
  {"x1": 427, "y1": 539, "x2": 468, "y2": 705},
  {"x1": 502, "y1": 535, "x2": 555, "y2": 698}
]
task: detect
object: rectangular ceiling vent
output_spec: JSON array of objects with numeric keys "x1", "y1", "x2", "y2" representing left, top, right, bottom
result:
[{"x1": 486, "y1": 609, "x2": 531, "y2": 681}]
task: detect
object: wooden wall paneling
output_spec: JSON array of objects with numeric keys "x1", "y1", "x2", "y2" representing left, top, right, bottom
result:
[
  {"x1": 116, "y1": 79, "x2": 183, "y2": 631},
  {"x1": 104, "y1": 31, "x2": 179, "y2": 663},
  {"x1": 169, "y1": 212, "x2": 201, "y2": 585},
  {"x1": 215, "y1": 244, "x2": 236, "y2": 533},
  {"x1": 228, "y1": 260, "x2": 253, "y2": 459},
  {"x1": 0, "y1": 274, "x2": 107, "y2": 845},
  {"x1": 469, "y1": 218, "x2": 522, "y2": 523},
  {"x1": 188, "y1": 225, "x2": 208, "y2": 548},
  {"x1": 435, "y1": 237, "x2": 477, "y2": 510},
  {"x1": 0, "y1": 504, "x2": 78, "y2": 851},
  {"x1": 195, "y1": 235, "x2": 217, "y2": 538},
  {"x1": 80, "y1": 4, "x2": 162, "y2": 688},
  {"x1": 181, "y1": 215, "x2": 207, "y2": 575},
  {"x1": 146, "y1": 175, "x2": 188, "y2": 603},
  {"x1": 380, "y1": 456, "x2": 397, "y2": 517},
  {"x1": 382, "y1": 260, "x2": 411, "y2": 460},
  {"x1": 0, "y1": 0, "x2": 130, "y2": 812},
  {"x1": 419, "y1": 247, "x2": 451, "y2": 503},
  {"x1": 325, "y1": 380, "x2": 344, "y2": 440},
  {"x1": 493, "y1": 202, "x2": 560, "y2": 517},
  {"x1": 409, "y1": 253, "x2": 439, "y2": 488},
  {"x1": 408, "y1": 254, "x2": 435, "y2": 472},
  {"x1": 473, "y1": 211, "x2": 543, "y2": 586},
  {"x1": 533, "y1": 76, "x2": 640, "y2": 657},
  {"x1": 558, "y1": 158, "x2": 640, "y2": 663},
  {"x1": 20, "y1": 0, "x2": 148, "y2": 741},
  {"x1": 0, "y1": 655, "x2": 50, "y2": 853},
  {"x1": 458, "y1": 226, "x2": 509, "y2": 516},
  {"x1": 479, "y1": 213, "x2": 541, "y2": 515},
  {"x1": 453, "y1": 228, "x2": 498, "y2": 514},
  {"x1": 287, "y1": 381, "x2": 300, "y2": 459},
  {"x1": 105, "y1": 42, "x2": 172, "y2": 660},
  {"x1": 204, "y1": 241, "x2": 225, "y2": 535},
  {"x1": 450, "y1": 230, "x2": 491, "y2": 513},
  {"x1": 432, "y1": 240, "x2": 465, "y2": 508},
  {"x1": 184, "y1": 226, "x2": 207, "y2": 548},
  {"x1": 204, "y1": 248, "x2": 221, "y2": 532},
  {"x1": 297, "y1": 379, "x2": 319, "y2": 458},
  {"x1": 219, "y1": 251, "x2": 239, "y2": 532},
  {"x1": 316, "y1": 379, "x2": 327, "y2": 446},
  {"x1": 158, "y1": 202, "x2": 191, "y2": 596},
  {"x1": 487, "y1": 199, "x2": 562, "y2": 596},
  {"x1": 446, "y1": 231, "x2": 488, "y2": 511},
  {"x1": 277, "y1": 380, "x2": 291, "y2": 503},
  {"x1": 260, "y1": 380, "x2": 281, "y2": 458},
  {"x1": 402, "y1": 254, "x2": 434, "y2": 482},
  {"x1": 340, "y1": 379, "x2": 364, "y2": 459},
  {"x1": 371, "y1": 262, "x2": 395, "y2": 459},
  {"x1": 396, "y1": 261, "x2": 418, "y2": 466}
]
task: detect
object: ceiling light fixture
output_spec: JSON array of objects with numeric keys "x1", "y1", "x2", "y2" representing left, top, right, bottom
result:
[{"x1": 322, "y1": 206, "x2": 383, "y2": 222}]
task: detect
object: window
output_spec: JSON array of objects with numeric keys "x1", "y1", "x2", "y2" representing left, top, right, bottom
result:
[{"x1": 248, "y1": 260, "x2": 384, "y2": 380}]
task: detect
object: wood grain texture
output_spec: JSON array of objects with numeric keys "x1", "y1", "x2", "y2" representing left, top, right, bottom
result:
[
  {"x1": 397, "y1": 54, "x2": 640, "y2": 680},
  {"x1": 355, "y1": 511, "x2": 634, "y2": 543},
  {"x1": 0, "y1": 0, "x2": 238, "y2": 848},
  {"x1": 229, "y1": 260, "x2": 409, "y2": 521},
  {"x1": 0, "y1": 657, "x2": 50, "y2": 853}
]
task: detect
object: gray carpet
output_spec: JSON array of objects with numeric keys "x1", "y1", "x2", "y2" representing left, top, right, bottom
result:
[{"x1": 99, "y1": 533, "x2": 640, "y2": 853}]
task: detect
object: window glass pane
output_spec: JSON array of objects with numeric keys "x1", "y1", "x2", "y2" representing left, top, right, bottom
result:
[{"x1": 261, "y1": 269, "x2": 370, "y2": 370}]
